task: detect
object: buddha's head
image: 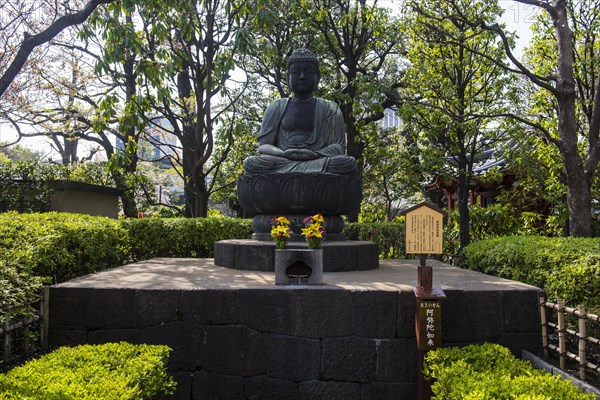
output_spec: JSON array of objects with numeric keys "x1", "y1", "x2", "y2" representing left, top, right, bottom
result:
[{"x1": 287, "y1": 48, "x2": 320, "y2": 98}]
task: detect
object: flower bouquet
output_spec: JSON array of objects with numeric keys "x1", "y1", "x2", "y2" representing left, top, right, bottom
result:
[
  {"x1": 271, "y1": 216, "x2": 292, "y2": 249},
  {"x1": 301, "y1": 213, "x2": 325, "y2": 249}
]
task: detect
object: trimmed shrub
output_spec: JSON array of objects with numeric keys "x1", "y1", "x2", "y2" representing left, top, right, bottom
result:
[
  {"x1": 0, "y1": 212, "x2": 130, "y2": 284},
  {"x1": 424, "y1": 343, "x2": 595, "y2": 400},
  {"x1": 120, "y1": 217, "x2": 253, "y2": 260},
  {"x1": 0, "y1": 342, "x2": 175, "y2": 399},
  {"x1": 344, "y1": 220, "x2": 406, "y2": 259},
  {"x1": 0, "y1": 259, "x2": 46, "y2": 325},
  {"x1": 462, "y1": 236, "x2": 600, "y2": 306}
]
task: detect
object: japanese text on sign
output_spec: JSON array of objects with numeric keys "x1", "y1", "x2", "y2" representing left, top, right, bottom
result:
[
  {"x1": 405, "y1": 204, "x2": 444, "y2": 254},
  {"x1": 417, "y1": 300, "x2": 442, "y2": 350}
]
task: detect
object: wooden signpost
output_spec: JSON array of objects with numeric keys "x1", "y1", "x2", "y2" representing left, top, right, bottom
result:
[{"x1": 403, "y1": 202, "x2": 446, "y2": 400}]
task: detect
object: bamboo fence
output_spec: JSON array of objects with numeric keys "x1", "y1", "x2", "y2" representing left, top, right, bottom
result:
[
  {"x1": 0, "y1": 287, "x2": 48, "y2": 366},
  {"x1": 540, "y1": 297, "x2": 600, "y2": 381}
]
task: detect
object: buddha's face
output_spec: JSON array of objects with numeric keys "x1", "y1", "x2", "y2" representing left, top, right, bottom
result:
[{"x1": 288, "y1": 61, "x2": 319, "y2": 97}]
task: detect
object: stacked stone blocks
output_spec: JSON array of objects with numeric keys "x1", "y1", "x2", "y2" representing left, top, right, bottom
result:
[{"x1": 49, "y1": 286, "x2": 541, "y2": 400}]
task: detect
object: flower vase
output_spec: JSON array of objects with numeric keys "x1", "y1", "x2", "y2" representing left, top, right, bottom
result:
[{"x1": 274, "y1": 248, "x2": 323, "y2": 285}]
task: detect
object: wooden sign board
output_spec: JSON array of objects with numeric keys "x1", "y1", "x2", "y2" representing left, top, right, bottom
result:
[{"x1": 404, "y1": 203, "x2": 444, "y2": 255}]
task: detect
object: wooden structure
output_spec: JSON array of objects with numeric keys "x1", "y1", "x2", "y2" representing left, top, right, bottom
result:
[
  {"x1": 540, "y1": 297, "x2": 600, "y2": 381},
  {"x1": 1, "y1": 287, "x2": 48, "y2": 367},
  {"x1": 424, "y1": 148, "x2": 516, "y2": 210},
  {"x1": 425, "y1": 171, "x2": 516, "y2": 210},
  {"x1": 403, "y1": 203, "x2": 447, "y2": 400}
]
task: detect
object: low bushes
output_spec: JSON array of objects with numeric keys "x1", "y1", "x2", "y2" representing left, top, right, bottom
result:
[
  {"x1": 0, "y1": 212, "x2": 130, "y2": 284},
  {"x1": 0, "y1": 213, "x2": 253, "y2": 313},
  {"x1": 0, "y1": 258, "x2": 46, "y2": 324},
  {"x1": 462, "y1": 236, "x2": 600, "y2": 306},
  {"x1": 1, "y1": 212, "x2": 130, "y2": 320},
  {"x1": 121, "y1": 217, "x2": 253, "y2": 260},
  {"x1": 344, "y1": 220, "x2": 406, "y2": 259},
  {"x1": 424, "y1": 343, "x2": 595, "y2": 399},
  {"x1": 0, "y1": 342, "x2": 175, "y2": 399}
]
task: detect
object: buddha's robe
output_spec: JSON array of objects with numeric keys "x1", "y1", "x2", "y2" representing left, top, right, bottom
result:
[{"x1": 243, "y1": 97, "x2": 357, "y2": 175}]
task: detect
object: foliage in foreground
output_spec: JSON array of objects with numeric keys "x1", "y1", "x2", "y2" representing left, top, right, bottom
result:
[
  {"x1": 462, "y1": 236, "x2": 600, "y2": 307},
  {"x1": 0, "y1": 342, "x2": 175, "y2": 399},
  {"x1": 0, "y1": 213, "x2": 253, "y2": 317},
  {"x1": 424, "y1": 343, "x2": 595, "y2": 400}
]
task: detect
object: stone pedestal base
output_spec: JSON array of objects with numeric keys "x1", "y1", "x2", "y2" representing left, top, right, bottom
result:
[
  {"x1": 275, "y1": 249, "x2": 323, "y2": 285},
  {"x1": 214, "y1": 239, "x2": 379, "y2": 272},
  {"x1": 237, "y1": 173, "x2": 362, "y2": 216}
]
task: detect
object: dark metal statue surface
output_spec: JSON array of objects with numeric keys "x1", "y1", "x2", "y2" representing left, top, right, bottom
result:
[{"x1": 243, "y1": 48, "x2": 356, "y2": 175}]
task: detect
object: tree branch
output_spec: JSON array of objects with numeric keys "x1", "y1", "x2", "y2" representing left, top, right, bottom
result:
[
  {"x1": 441, "y1": 0, "x2": 559, "y2": 94},
  {"x1": 1, "y1": 0, "x2": 114, "y2": 98}
]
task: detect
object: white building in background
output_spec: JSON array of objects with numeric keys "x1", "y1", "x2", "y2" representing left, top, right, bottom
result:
[
  {"x1": 378, "y1": 107, "x2": 402, "y2": 129},
  {"x1": 116, "y1": 117, "x2": 181, "y2": 167},
  {"x1": 144, "y1": 118, "x2": 180, "y2": 166}
]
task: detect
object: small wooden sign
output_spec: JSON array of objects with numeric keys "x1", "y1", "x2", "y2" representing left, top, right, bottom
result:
[
  {"x1": 404, "y1": 203, "x2": 445, "y2": 255},
  {"x1": 416, "y1": 299, "x2": 442, "y2": 351}
]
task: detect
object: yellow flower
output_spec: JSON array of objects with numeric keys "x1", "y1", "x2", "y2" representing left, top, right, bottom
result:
[
  {"x1": 301, "y1": 224, "x2": 323, "y2": 238},
  {"x1": 277, "y1": 216, "x2": 290, "y2": 225},
  {"x1": 272, "y1": 225, "x2": 291, "y2": 238},
  {"x1": 312, "y1": 213, "x2": 324, "y2": 224}
]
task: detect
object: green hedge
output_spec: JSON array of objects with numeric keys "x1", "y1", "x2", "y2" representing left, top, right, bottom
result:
[
  {"x1": 0, "y1": 342, "x2": 175, "y2": 399},
  {"x1": 424, "y1": 343, "x2": 595, "y2": 399},
  {"x1": 120, "y1": 217, "x2": 253, "y2": 260},
  {"x1": 462, "y1": 236, "x2": 600, "y2": 306},
  {"x1": 344, "y1": 221, "x2": 406, "y2": 259},
  {"x1": 0, "y1": 258, "x2": 46, "y2": 324},
  {"x1": 0, "y1": 212, "x2": 131, "y2": 320},
  {"x1": 0, "y1": 212, "x2": 130, "y2": 284}
]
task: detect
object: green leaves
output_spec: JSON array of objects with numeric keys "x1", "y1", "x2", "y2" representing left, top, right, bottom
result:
[
  {"x1": 344, "y1": 221, "x2": 408, "y2": 259},
  {"x1": 0, "y1": 343, "x2": 175, "y2": 399},
  {"x1": 0, "y1": 212, "x2": 130, "y2": 284},
  {"x1": 425, "y1": 343, "x2": 595, "y2": 400},
  {"x1": 463, "y1": 236, "x2": 600, "y2": 306},
  {"x1": 120, "y1": 216, "x2": 253, "y2": 260}
]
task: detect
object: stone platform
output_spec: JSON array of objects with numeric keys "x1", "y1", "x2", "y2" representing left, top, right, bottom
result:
[
  {"x1": 48, "y1": 258, "x2": 543, "y2": 400},
  {"x1": 214, "y1": 239, "x2": 379, "y2": 272}
]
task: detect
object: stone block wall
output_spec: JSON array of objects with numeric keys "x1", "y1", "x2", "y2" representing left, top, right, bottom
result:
[{"x1": 48, "y1": 286, "x2": 541, "y2": 400}]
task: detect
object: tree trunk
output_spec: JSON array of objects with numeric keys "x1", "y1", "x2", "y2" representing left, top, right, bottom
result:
[
  {"x1": 60, "y1": 138, "x2": 78, "y2": 164},
  {"x1": 117, "y1": 36, "x2": 139, "y2": 219},
  {"x1": 112, "y1": 170, "x2": 137, "y2": 218},
  {"x1": 177, "y1": 63, "x2": 197, "y2": 218},
  {"x1": 553, "y1": 1, "x2": 592, "y2": 236},
  {"x1": 562, "y1": 146, "x2": 592, "y2": 236},
  {"x1": 340, "y1": 101, "x2": 363, "y2": 222},
  {"x1": 456, "y1": 171, "x2": 471, "y2": 253},
  {"x1": 182, "y1": 142, "x2": 196, "y2": 217},
  {"x1": 194, "y1": 173, "x2": 208, "y2": 218}
]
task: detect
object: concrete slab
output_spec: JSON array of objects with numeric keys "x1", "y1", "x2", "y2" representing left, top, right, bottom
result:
[{"x1": 55, "y1": 258, "x2": 538, "y2": 292}]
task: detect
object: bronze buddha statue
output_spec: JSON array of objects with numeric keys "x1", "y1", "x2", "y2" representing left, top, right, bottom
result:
[
  {"x1": 238, "y1": 48, "x2": 361, "y2": 240},
  {"x1": 243, "y1": 48, "x2": 357, "y2": 175}
]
